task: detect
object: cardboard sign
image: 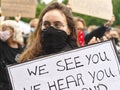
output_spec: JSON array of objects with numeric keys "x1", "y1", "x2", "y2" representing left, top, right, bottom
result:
[
  {"x1": 68, "y1": 0, "x2": 113, "y2": 20},
  {"x1": 7, "y1": 40, "x2": 120, "y2": 90},
  {"x1": 1, "y1": 0, "x2": 37, "y2": 18}
]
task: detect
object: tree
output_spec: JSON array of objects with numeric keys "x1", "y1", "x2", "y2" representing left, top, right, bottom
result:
[
  {"x1": 35, "y1": 2, "x2": 46, "y2": 18},
  {"x1": 112, "y1": 0, "x2": 120, "y2": 26}
]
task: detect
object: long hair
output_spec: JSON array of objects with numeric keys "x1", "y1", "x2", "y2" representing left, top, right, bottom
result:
[{"x1": 18, "y1": 2, "x2": 77, "y2": 62}]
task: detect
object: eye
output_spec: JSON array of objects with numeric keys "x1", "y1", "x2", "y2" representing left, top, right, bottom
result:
[
  {"x1": 54, "y1": 22, "x2": 64, "y2": 29},
  {"x1": 54, "y1": 23, "x2": 60, "y2": 28},
  {"x1": 77, "y1": 28, "x2": 84, "y2": 31},
  {"x1": 42, "y1": 21, "x2": 50, "y2": 28}
]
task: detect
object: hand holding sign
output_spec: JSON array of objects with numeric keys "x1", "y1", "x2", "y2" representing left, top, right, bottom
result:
[
  {"x1": 7, "y1": 40, "x2": 120, "y2": 90},
  {"x1": 104, "y1": 15, "x2": 115, "y2": 27},
  {"x1": 14, "y1": 13, "x2": 21, "y2": 22}
]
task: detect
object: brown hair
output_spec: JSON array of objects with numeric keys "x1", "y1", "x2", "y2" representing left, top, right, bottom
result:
[
  {"x1": 18, "y1": 2, "x2": 76, "y2": 62},
  {"x1": 74, "y1": 17, "x2": 86, "y2": 30}
]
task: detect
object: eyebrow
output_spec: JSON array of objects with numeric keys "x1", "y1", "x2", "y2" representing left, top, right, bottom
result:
[{"x1": 43, "y1": 20, "x2": 64, "y2": 23}]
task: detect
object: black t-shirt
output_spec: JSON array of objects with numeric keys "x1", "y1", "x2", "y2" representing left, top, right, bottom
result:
[
  {"x1": 0, "y1": 40, "x2": 23, "y2": 64},
  {"x1": 0, "y1": 40, "x2": 23, "y2": 89}
]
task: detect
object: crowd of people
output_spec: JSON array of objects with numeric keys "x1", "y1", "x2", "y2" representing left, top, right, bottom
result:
[{"x1": 0, "y1": 1, "x2": 120, "y2": 90}]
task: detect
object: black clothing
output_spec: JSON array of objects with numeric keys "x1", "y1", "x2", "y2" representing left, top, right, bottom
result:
[
  {"x1": 85, "y1": 25, "x2": 109, "y2": 44},
  {"x1": 0, "y1": 40, "x2": 23, "y2": 90}
]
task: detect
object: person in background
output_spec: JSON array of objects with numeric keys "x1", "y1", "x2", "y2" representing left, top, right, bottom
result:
[
  {"x1": 110, "y1": 28, "x2": 120, "y2": 44},
  {"x1": 26, "y1": 18, "x2": 39, "y2": 47},
  {"x1": 74, "y1": 17, "x2": 87, "y2": 47},
  {"x1": 0, "y1": 20, "x2": 24, "y2": 90},
  {"x1": 110, "y1": 28, "x2": 120, "y2": 58},
  {"x1": 18, "y1": 2, "x2": 77, "y2": 62},
  {"x1": 29, "y1": 18, "x2": 39, "y2": 33}
]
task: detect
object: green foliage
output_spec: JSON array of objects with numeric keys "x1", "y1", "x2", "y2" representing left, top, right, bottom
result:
[
  {"x1": 20, "y1": 17, "x2": 31, "y2": 23},
  {"x1": 112, "y1": 0, "x2": 120, "y2": 26},
  {"x1": 62, "y1": 0, "x2": 68, "y2": 4},
  {"x1": 52, "y1": 0, "x2": 57, "y2": 2},
  {"x1": 35, "y1": 3, "x2": 46, "y2": 18},
  {"x1": 37, "y1": 0, "x2": 42, "y2": 3}
]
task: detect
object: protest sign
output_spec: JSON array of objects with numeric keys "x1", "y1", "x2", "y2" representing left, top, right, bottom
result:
[
  {"x1": 68, "y1": 0, "x2": 113, "y2": 20},
  {"x1": 1, "y1": 0, "x2": 37, "y2": 18},
  {"x1": 7, "y1": 40, "x2": 120, "y2": 90}
]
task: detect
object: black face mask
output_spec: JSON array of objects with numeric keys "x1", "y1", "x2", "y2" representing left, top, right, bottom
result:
[{"x1": 41, "y1": 27, "x2": 69, "y2": 54}]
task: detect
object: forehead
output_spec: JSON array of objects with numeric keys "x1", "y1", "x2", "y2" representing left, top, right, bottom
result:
[
  {"x1": 76, "y1": 21, "x2": 84, "y2": 28},
  {"x1": 42, "y1": 9, "x2": 67, "y2": 23}
]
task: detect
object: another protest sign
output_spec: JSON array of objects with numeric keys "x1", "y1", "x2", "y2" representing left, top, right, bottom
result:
[
  {"x1": 68, "y1": 0, "x2": 113, "y2": 20},
  {"x1": 1, "y1": 0, "x2": 37, "y2": 18},
  {"x1": 7, "y1": 40, "x2": 120, "y2": 90}
]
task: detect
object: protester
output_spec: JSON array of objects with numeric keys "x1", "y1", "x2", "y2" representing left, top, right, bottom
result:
[
  {"x1": 110, "y1": 28, "x2": 120, "y2": 58},
  {"x1": 110, "y1": 28, "x2": 120, "y2": 43},
  {"x1": 74, "y1": 17, "x2": 87, "y2": 47},
  {"x1": 0, "y1": 20, "x2": 24, "y2": 90},
  {"x1": 29, "y1": 18, "x2": 39, "y2": 33},
  {"x1": 18, "y1": 2, "x2": 78, "y2": 62},
  {"x1": 26, "y1": 18, "x2": 39, "y2": 47}
]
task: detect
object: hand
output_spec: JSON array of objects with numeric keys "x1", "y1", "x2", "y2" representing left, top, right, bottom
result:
[
  {"x1": 102, "y1": 36, "x2": 108, "y2": 41},
  {"x1": 104, "y1": 15, "x2": 115, "y2": 27},
  {"x1": 15, "y1": 13, "x2": 21, "y2": 22},
  {"x1": 88, "y1": 36, "x2": 101, "y2": 45}
]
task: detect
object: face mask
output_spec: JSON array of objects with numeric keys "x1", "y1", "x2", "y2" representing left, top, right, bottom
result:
[
  {"x1": 30, "y1": 27, "x2": 35, "y2": 33},
  {"x1": 77, "y1": 31, "x2": 85, "y2": 46},
  {"x1": 0, "y1": 30, "x2": 11, "y2": 42},
  {"x1": 41, "y1": 27, "x2": 68, "y2": 54}
]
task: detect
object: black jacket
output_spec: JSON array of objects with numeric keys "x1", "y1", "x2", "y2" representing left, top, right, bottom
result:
[{"x1": 0, "y1": 40, "x2": 23, "y2": 90}]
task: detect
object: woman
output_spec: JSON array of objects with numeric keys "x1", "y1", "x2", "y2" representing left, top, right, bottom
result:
[
  {"x1": 26, "y1": 18, "x2": 39, "y2": 47},
  {"x1": 0, "y1": 20, "x2": 24, "y2": 90},
  {"x1": 19, "y1": 2, "x2": 77, "y2": 62},
  {"x1": 74, "y1": 17, "x2": 87, "y2": 47}
]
